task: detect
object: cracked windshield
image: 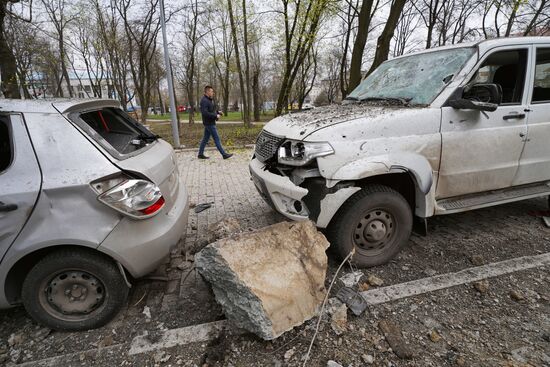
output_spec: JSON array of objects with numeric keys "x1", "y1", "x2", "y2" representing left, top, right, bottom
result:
[{"x1": 347, "y1": 47, "x2": 476, "y2": 105}]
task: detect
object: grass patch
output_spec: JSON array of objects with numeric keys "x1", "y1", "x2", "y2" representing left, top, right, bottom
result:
[
  {"x1": 147, "y1": 122, "x2": 264, "y2": 148},
  {"x1": 146, "y1": 110, "x2": 275, "y2": 122}
]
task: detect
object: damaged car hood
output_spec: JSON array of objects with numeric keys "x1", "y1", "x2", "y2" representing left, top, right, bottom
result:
[{"x1": 262, "y1": 103, "x2": 419, "y2": 140}]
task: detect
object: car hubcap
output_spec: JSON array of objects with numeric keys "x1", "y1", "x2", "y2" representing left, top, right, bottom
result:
[
  {"x1": 354, "y1": 209, "x2": 395, "y2": 251},
  {"x1": 45, "y1": 271, "x2": 104, "y2": 315}
]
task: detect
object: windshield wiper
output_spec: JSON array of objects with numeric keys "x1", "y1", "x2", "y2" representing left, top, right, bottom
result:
[
  {"x1": 136, "y1": 133, "x2": 160, "y2": 142},
  {"x1": 344, "y1": 96, "x2": 359, "y2": 101},
  {"x1": 359, "y1": 97, "x2": 413, "y2": 106}
]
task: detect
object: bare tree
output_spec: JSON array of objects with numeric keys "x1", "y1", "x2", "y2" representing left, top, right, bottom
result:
[
  {"x1": 365, "y1": 0, "x2": 406, "y2": 76},
  {"x1": 347, "y1": 0, "x2": 375, "y2": 94},
  {"x1": 0, "y1": 0, "x2": 24, "y2": 98},
  {"x1": 115, "y1": 0, "x2": 162, "y2": 122},
  {"x1": 392, "y1": 1, "x2": 422, "y2": 57},
  {"x1": 338, "y1": 0, "x2": 359, "y2": 98},
  {"x1": 41, "y1": 0, "x2": 76, "y2": 97},
  {"x1": 227, "y1": 0, "x2": 248, "y2": 124},
  {"x1": 274, "y1": 0, "x2": 334, "y2": 116},
  {"x1": 414, "y1": 0, "x2": 443, "y2": 49},
  {"x1": 201, "y1": 4, "x2": 234, "y2": 116},
  {"x1": 67, "y1": 3, "x2": 107, "y2": 98},
  {"x1": 178, "y1": 0, "x2": 205, "y2": 125},
  {"x1": 5, "y1": 15, "x2": 39, "y2": 98},
  {"x1": 294, "y1": 46, "x2": 318, "y2": 110},
  {"x1": 94, "y1": 0, "x2": 131, "y2": 107}
]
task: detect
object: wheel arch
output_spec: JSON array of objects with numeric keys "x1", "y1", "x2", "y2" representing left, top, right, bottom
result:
[
  {"x1": 4, "y1": 245, "x2": 130, "y2": 305},
  {"x1": 327, "y1": 153, "x2": 436, "y2": 219}
]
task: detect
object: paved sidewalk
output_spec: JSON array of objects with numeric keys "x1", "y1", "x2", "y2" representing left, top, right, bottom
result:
[{"x1": 177, "y1": 149, "x2": 283, "y2": 254}]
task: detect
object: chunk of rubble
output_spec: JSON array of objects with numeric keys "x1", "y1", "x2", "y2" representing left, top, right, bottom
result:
[
  {"x1": 195, "y1": 220, "x2": 329, "y2": 340},
  {"x1": 207, "y1": 218, "x2": 242, "y2": 243}
]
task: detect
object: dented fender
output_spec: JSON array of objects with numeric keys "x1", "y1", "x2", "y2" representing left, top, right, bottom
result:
[{"x1": 329, "y1": 152, "x2": 434, "y2": 194}]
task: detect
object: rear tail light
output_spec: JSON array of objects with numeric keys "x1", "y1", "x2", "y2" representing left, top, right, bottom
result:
[{"x1": 93, "y1": 177, "x2": 165, "y2": 219}]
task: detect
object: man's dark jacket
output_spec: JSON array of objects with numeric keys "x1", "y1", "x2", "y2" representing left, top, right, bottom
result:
[{"x1": 200, "y1": 95, "x2": 217, "y2": 126}]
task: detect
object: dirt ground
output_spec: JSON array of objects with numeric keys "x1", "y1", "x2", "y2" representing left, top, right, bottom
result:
[{"x1": 0, "y1": 151, "x2": 548, "y2": 367}]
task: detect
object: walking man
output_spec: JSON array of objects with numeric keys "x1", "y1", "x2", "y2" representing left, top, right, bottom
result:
[{"x1": 197, "y1": 86, "x2": 232, "y2": 159}]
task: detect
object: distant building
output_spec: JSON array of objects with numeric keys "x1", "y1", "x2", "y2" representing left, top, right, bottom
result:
[{"x1": 27, "y1": 71, "x2": 115, "y2": 99}]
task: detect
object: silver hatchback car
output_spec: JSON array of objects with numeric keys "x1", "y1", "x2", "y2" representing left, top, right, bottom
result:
[{"x1": 0, "y1": 99, "x2": 189, "y2": 330}]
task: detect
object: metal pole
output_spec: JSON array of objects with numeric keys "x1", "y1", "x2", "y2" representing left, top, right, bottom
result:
[{"x1": 159, "y1": 0, "x2": 181, "y2": 148}]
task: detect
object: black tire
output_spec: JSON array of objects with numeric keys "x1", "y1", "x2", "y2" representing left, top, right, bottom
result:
[
  {"x1": 327, "y1": 184, "x2": 413, "y2": 268},
  {"x1": 21, "y1": 248, "x2": 129, "y2": 331}
]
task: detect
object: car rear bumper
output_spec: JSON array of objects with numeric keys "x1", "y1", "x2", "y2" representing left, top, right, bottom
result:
[
  {"x1": 98, "y1": 178, "x2": 189, "y2": 278},
  {"x1": 249, "y1": 157, "x2": 310, "y2": 221}
]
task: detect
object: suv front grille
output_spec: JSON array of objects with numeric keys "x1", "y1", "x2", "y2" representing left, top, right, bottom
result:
[{"x1": 255, "y1": 130, "x2": 284, "y2": 163}]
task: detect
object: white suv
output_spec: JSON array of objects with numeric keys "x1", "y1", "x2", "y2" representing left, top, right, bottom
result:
[{"x1": 250, "y1": 37, "x2": 550, "y2": 267}]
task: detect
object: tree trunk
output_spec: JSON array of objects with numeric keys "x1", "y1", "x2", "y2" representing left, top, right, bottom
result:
[
  {"x1": 223, "y1": 66, "x2": 230, "y2": 115},
  {"x1": 0, "y1": 1, "x2": 21, "y2": 99},
  {"x1": 242, "y1": 0, "x2": 251, "y2": 127},
  {"x1": 347, "y1": 0, "x2": 374, "y2": 94},
  {"x1": 228, "y1": 0, "x2": 248, "y2": 127},
  {"x1": 253, "y1": 69, "x2": 260, "y2": 121},
  {"x1": 365, "y1": 0, "x2": 407, "y2": 77}
]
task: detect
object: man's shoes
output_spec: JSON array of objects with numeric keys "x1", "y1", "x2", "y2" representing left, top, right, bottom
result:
[
  {"x1": 222, "y1": 153, "x2": 233, "y2": 159},
  {"x1": 198, "y1": 154, "x2": 210, "y2": 159}
]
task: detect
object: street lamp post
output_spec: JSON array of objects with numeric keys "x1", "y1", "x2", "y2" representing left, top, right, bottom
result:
[{"x1": 159, "y1": 0, "x2": 181, "y2": 148}]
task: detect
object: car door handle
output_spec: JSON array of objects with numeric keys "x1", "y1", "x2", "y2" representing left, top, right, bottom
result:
[
  {"x1": 503, "y1": 113, "x2": 526, "y2": 120},
  {"x1": 0, "y1": 202, "x2": 18, "y2": 212}
]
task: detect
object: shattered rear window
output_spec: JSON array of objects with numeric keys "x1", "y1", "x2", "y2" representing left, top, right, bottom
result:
[
  {"x1": 348, "y1": 47, "x2": 475, "y2": 105},
  {"x1": 78, "y1": 107, "x2": 156, "y2": 155}
]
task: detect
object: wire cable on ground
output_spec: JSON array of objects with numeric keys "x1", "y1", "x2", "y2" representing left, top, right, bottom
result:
[{"x1": 302, "y1": 248, "x2": 355, "y2": 367}]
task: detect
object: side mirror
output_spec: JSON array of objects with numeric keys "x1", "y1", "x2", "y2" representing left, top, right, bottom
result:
[
  {"x1": 448, "y1": 83, "x2": 502, "y2": 112},
  {"x1": 447, "y1": 99, "x2": 498, "y2": 112}
]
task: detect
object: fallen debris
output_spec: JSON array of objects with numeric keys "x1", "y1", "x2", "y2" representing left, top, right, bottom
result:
[
  {"x1": 207, "y1": 217, "x2": 242, "y2": 243},
  {"x1": 339, "y1": 271, "x2": 363, "y2": 288},
  {"x1": 470, "y1": 255, "x2": 485, "y2": 266},
  {"x1": 335, "y1": 287, "x2": 368, "y2": 316},
  {"x1": 194, "y1": 202, "x2": 213, "y2": 213},
  {"x1": 429, "y1": 330, "x2": 442, "y2": 343},
  {"x1": 195, "y1": 220, "x2": 329, "y2": 340},
  {"x1": 330, "y1": 303, "x2": 348, "y2": 335},
  {"x1": 509, "y1": 289, "x2": 525, "y2": 302},
  {"x1": 367, "y1": 274, "x2": 384, "y2": 287},
  {"x1": 378, "y1": 320, "x2": 415, "y2": 359},
  {"x1": 473, "y1": 280, "x2": 489, "y2": 294},
  {"x1": 543, "y1": 216, "x2": 550, "y2": 228}
]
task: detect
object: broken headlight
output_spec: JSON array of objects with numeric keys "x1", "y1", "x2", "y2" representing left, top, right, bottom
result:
[{"x1": 277, "y1": 140, "x2": 334, "y2": 166}]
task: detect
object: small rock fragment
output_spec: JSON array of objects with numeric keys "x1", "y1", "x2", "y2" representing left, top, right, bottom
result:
[
  {"x1": 378, "y1": 320, "x2": 415, "y2": 359},
  {"x1": 330, "y1": 303, "x2": 348, "y2": 335},
  {"x1": 510, "y1": 290, "x2": 525, "y2": 302},
  {"x1": 283, "y1": 348, "x2": 295, "y2": 361},
  {"x1": 367, "y1": 275, "x2": 384, "y2": 287},
  {"x1": 429, "y1": 330, "x2": 442, "y2": 343},
  {"x1": 362, "y1": 354, "x2": 375, "y2": 364},
  {"x1": 143, "y1": 305, "x2": 152, "y2": 321},
  {"x1": 207, "y1": 218, "x2": 242, "y2": 243},
  {"x1": 358, "y1": 282, "x2": 370, "y2": 292},
  {"x1": 473, "y1": 280, "x2": 489, "y2": 294},
  {"x1": 327, "y1": 361, "x2": 343, "y2": 367},
  {"x1": 339, "y1": 271, "x2": 363, "y2": 288},
  {"x1": 33, "y1": 327, "x2": 51, "y2": 342},
  {"x1": 99, "y1": 335, "x2": 114, "y2": 348},
  {"x1": 8, "y1": 333, "x2": 24, "y2": 347},
  {"x1": 153, "y1": 351, "x2": 169, "y2": 363},
  {"x1": 470, "y1": 255, "x2": 484, "y2": 266},
  {"x1": 456, "y1": 356, "x2": 466, "y2": 366}
]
